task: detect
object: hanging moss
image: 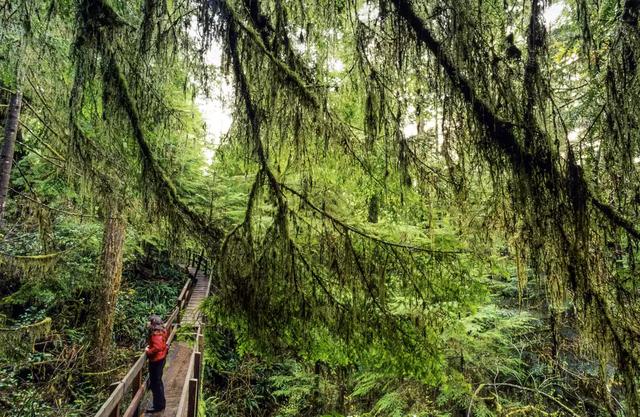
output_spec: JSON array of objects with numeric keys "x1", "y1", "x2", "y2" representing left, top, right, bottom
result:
[
  {"x1": 54, "y1": 0, "x2": 640, "y2": 410},
  {"x1": 0, "y1": 317, "x2": 52, "y2": 361},
  {"x1": 187, "y1": 0, "x2": 640, "y2": 410},
  {"x1": 0, "y1": 251, "x2": 60, "y2": 278}
]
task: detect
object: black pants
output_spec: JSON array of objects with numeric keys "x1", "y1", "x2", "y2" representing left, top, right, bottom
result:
[{"x1": 149, "y1": 358, "x2": 166, "y2": 410}]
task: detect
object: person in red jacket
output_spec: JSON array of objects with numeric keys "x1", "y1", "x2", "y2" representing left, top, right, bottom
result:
[{"x1": 145, "y1": 315, "x2": 168, "y2": 413}]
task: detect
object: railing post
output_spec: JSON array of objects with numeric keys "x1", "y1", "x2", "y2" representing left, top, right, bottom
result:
[
  {"x1": 188, "y1": 378, "x2": 198, "y2": 417},
  {"x1": 194, "y1": 352, "x2": 202, "y2": 381},
  {"x1": 194, "y1": 350, "x2": 202, "y2": 416},
  {"x1": 197, "y1": 331, "x2": 204, "y2": 355}
]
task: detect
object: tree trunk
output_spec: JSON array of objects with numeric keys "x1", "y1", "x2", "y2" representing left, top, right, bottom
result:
[
  {"x1": 91, "y1": 204, "x2": 126, "y2": 370},
  {"x1": 0, "y1": 91, "x2": 23, "y2": 220},
  {"x1": 368, "y1": 194, "x2": 379, "y2": 223}
]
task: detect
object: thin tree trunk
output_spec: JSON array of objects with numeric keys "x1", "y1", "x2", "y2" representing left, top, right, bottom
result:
[
  {"x1": 0, "y1": 91, "x2": 23, "y2": 220},
  {"x1": 368, "y1": 194, "x2": 379, "y2": 223},
  {"x1": 91, "y1": 204, "x2": 126, "y2": 370}
]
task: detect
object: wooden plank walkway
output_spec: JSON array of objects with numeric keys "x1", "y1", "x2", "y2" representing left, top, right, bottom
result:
[
  {"x1": 143, "y1": 268, "x2": 210, "y2": 416},
  {"x1": 182, "y1": 267, "x2": 209, "y2": 326}
]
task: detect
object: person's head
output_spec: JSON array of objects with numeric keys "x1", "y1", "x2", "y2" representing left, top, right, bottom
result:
[{"x1": 149, "y1": 315, "x2": 164, "y2": 331}]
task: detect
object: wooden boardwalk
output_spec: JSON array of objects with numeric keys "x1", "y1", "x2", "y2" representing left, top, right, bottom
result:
[
  {"x1": 143, "y1": 267, "x2": 210, "y2": 416},
  {"x1": 94, "y1": 258, "x2": 210, "y2": 417},
  {"x1": 181, "y1": 267, "x2": 209, "y2": 325}
]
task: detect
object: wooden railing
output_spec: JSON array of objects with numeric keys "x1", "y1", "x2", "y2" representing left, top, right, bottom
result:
[
  {"x1": 175, "y1": 326, "x2": 205, "y2": 417},
  {"x1": 185, "y1": 249, "x2": 210, "y2": 280},
  {"x1": 94, "y1": 252, "x2": 207, "y2": 417},
  {"x1": 176, "y1": 258, "x2": 211, "y2": 417}
]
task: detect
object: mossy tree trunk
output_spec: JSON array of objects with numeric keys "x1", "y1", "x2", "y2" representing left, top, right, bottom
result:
[
  {"x1": 0, "y1": 91, "x2": 22, "y2": 221},
  {"x1": 91, "y1": 204, "x2": 126, "y2": 370}
]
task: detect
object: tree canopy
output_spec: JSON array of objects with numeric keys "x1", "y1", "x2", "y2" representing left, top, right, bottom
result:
[{"x1": 1, "y1": 0, "x2": 640, "y2": 416}]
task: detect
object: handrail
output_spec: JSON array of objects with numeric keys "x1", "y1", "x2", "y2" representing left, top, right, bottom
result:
[
  {"x1": 94, "y1": 252, "x2": 205, "y2": 417},
  {"x1": 174, "y1": 270, "x2": 209, "y2": 417},
  {"x1": 175, "y1": 326, "x2": 204, "y2": 417},
  {"x1": 178, "y1": 280, "x2": 191, "y2": 304},
  {"x1": 174, "y1": 345, "x2": 195, "y2": 417}
]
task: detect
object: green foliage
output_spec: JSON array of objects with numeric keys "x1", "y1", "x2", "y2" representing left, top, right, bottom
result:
[
  {"x1": 2, "y1": 0, "x2": 640, "y2": 415},
  {"x1": 114, "y1": 276, "x2": 182, "y2": 347},
  {"x1": 269, "y1": 362, "x2": 325, "y2": 417}
]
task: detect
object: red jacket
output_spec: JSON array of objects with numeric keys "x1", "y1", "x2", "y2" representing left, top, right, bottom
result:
[{"x1": 146, "y1": 329, "x2": 168, "y2": 362}]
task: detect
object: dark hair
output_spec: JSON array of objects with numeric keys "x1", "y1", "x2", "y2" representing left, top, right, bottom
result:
[{"x1": 149, "y1": 315, "x2": 164, "y2": 331}]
